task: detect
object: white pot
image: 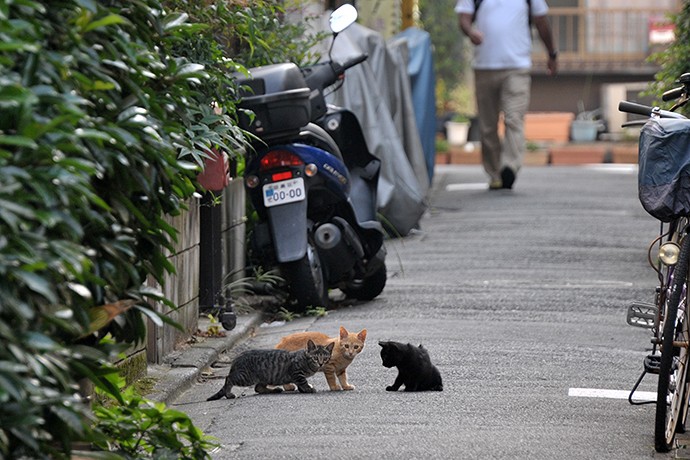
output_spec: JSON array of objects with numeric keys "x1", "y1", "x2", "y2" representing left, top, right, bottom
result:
[{"x1": 445, "y1": 121, "x2": 470, "y2": 146}]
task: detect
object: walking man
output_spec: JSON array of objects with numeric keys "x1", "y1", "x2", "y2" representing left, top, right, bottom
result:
[{"x1": 456, "y1": 0, "x2": 557, "y2": 190}]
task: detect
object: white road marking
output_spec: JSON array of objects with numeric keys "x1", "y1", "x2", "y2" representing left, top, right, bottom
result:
[
  {"x1": 584, "y1": 164, "x2": 638, "y2": 174},
  {"x1": 568, "y1": 387, "x2": 656, "y2": 401},
  {"x1": 445, "y1": 183, "x2": 489, "y2": 191},
  {"x1": 444, "y1": 164, "x2": 637, "y2": 192}
]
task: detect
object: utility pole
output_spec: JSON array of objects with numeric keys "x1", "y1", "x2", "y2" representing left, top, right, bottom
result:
[{"x1": 401, "y1": 0, "x2": 416, "y2": 29}]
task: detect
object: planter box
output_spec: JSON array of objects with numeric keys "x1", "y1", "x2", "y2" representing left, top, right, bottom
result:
[
  {"x1": 435, "y1": 152, "x2": 450, "y2": 165},
  {"x1": 449, "y1": 146, "x2": 480, "y2": 164},
  {"x1": 549, "y1": 144, "x2": 607, "y2": 165},
  {"x1": 524, "y1": 150, "x2": 549, "y2": 166},
  {"x1": 524, "y1": 112, "x2": 575, "y2": 142},
  {"x1": 611, "y1": 144, "x2": 638, "y2": 164}
]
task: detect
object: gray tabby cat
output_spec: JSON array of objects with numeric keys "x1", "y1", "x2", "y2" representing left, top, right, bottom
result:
[{"x1": 207, "y1": 339, "x2": 334, "y2": 400}]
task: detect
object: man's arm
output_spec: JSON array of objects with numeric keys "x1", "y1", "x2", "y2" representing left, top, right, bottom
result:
[
  {"x1": 458, "y1": 12, "x2": 483, "y2": 45},
  {"x1": 533, "y1": 15, "x2": 558, "y2": 75}
]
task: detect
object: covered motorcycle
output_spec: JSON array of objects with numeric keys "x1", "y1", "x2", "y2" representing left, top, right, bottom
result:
[{"x1": 237, "y1": 5, "x2": 386, "y2": 310}]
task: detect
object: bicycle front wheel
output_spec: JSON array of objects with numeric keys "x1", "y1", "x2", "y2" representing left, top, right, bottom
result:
[{"x1": 655, "y1": 234, "x2": 690, "y2": 453}]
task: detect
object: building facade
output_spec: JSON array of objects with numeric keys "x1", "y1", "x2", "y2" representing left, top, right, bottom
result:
[{"x1": 530, "y1": 0, "x2": 681, "y2": 130}]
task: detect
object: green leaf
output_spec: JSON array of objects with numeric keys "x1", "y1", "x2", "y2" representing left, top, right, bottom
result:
[
  {"x1": 83, "y1": 14, "x2": 127, "y2": 33},
  {"x1": 175, "y1": 63, "x2": 208, "y2": 79},
  {"x1": 69, "y1": 451, "x2": 124, "y2": 460},
  {"x1": 75, "y1": 128, "x2": 115, "y2": 143},
  {"x1": 91, "y1": 80, "x2": 116, "y2": 91},
  {"x1": 49, "y1": 406, "x2": 85, "y2": 434},
  {"x1": 0, "y1": 41, "x2": 40, "y2": 53},
  {"x1": 101, "y1": 59, "x2": 131, "y2": 72},
  {"x1": 0, "y1": 86, "x2": 35, "y2": 109},
  {"x1": 0, "y1": 135, "x2": 37, "y2": 149},
  {"x1": 22, "y1": 332, "x2": 58, "y2": 351},
  {"x1": 134, "y1": 305, "x2": 163, "y2": 327},
  {"x1": 0, "y1": 197, "x2": 36, "y2": 219},
  {"x1": 13, "y1": 271, "x2": 57, "y2": 303},
  {"x1": 162, "y1": 12, "x2": 189, "y2": 30},
  {"x1": 0, "y1": 374, "x2": 23, "y2": 401},
  {"x1": 75, "y1": 0, "x2": 98, "y2": 13}
]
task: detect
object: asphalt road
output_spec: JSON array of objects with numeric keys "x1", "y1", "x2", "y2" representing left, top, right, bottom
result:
[{"x1": 173, "y1": 164, "x2": 676, "y2": 459}]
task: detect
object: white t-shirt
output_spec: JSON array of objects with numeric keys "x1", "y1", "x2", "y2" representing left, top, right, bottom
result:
[{"x1": 455, "y1": 0, "x2": 549, "y2": 70}]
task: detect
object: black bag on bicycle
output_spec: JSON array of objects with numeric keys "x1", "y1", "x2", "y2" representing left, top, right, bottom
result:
[{"x1": 638, "y1": 118, "x2": 690, "y2": 222}]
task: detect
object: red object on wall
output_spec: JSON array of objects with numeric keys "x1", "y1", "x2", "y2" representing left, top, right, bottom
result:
[{"x1": 197, "y1": 148, "x2": 230, "y2": 191}]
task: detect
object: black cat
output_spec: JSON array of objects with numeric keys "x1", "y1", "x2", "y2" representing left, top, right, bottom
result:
[
  {"x1": 207, "y1": 340, "x2": 334, "y2": 400},
  {"x1": 378, "y1": 341, "x2": 443, "y2": 392}
]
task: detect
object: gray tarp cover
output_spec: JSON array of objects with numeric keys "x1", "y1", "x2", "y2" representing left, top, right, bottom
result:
[
  {"x1": 639, "y1": 118, "x2": 690, "y2": 222},
  {"x1": 327, "y1": 23, "x2": 429, "y2": 236}
]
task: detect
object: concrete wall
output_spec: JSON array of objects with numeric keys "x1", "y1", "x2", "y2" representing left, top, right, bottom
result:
[
  {"x1": 146, "y1": 200, "x2": 201, "y2": 364},
  {"x1": 140, "y1": 176, "x2": 246, "y2": 366},
  {"x1": 222, "y1": 177, "x2": 247, "y2": 286},
  {"x1": 530, "y1": 72, "x2": 656, "y2": 129}
]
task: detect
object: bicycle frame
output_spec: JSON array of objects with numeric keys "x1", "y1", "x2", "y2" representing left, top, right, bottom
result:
[{"x1": 622, "y1": 75, "x2": 690, "y2": 452}]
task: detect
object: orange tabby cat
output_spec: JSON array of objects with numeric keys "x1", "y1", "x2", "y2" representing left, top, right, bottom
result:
[{"x1": 275, "y1": 326, "x2": 367, "y2": 391}]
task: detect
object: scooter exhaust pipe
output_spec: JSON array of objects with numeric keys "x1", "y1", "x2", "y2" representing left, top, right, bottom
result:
[{"x1": 315, "y1": 223, "x2": 342, "y2": 249}]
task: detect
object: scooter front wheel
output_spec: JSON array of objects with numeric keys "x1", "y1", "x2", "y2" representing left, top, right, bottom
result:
[{"x1": 281, "y1": 241, "x2": 328, "y2": 311}]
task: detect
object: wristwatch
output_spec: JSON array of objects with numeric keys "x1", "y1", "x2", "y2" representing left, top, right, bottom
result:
[{"x1": 548, "y1": 50, "x2": 558, "y2": 60}]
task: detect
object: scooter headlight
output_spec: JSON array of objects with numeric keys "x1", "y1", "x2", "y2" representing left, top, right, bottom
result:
[
  {"x1": 305, "y1": 163, "x2": 318, "y2": 177},
  {"x1": 245, "y1": 175, "x2": 260, "y2": 189},
  {"x1": 659, "y1": 241, "x2": 681, "y2": 266}
]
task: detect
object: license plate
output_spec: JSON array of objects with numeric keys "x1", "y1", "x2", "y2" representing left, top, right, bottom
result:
[{"x1": 262, "y1": 178, "x2": 305, "y2": 207}]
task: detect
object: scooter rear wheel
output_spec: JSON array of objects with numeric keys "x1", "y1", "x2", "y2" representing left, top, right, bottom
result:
[
  {"x1": 281, "y1": 240, "x2": 328, "y2": 311},
  {"x1": 342, "y1": 264, "x2": 386, "y2": 301}
]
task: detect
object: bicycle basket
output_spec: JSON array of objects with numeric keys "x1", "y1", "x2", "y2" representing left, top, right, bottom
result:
[{"x1": 638, "y1": 118, "x2": 690, "y2": 221}]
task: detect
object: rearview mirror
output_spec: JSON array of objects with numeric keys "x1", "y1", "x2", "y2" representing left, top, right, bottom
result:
[{"x1": 329, "y1": 4, "x2": 357, "y2": 34}]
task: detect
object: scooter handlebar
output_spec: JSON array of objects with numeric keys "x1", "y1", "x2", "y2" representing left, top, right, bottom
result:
[
  {"x1": 336, "y1": 54, "x2": 368, "y2": 73},
  {"x1": 303, "y1": 54, "x2": 368, "y2": 92}
]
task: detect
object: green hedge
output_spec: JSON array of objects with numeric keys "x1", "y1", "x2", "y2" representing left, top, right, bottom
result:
[
  {"x1": 0, "y1": 0, "x2": 325, "y2": 457},
  {"x1": 650, "y1": 3, "x2": 690, "y2": 115}
]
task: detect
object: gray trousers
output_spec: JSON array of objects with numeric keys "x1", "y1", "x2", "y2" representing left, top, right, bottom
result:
[{"x1": 474, "y1": 69, "x2": 531, "y2": 182}]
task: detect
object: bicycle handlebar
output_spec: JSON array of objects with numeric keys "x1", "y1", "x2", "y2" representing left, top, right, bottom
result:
[
  {"x1": 618, "y1": 101, "x2": 654, "y2": 117},
  {"x1": 662, "y1": 86, "x2": 685, "y2": 102},
  {"x1": 618, "y1": 101, "x2": 687, "y2": 119}
]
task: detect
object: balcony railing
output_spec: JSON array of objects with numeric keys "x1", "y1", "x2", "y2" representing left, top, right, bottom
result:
[{"x1": 531, "y1": 7, "x2": 678, "y2": 74}]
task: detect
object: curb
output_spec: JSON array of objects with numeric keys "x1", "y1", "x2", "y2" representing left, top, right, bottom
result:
[{"x1": 146, "y1": 309, "x2": 267, "y2": 405}]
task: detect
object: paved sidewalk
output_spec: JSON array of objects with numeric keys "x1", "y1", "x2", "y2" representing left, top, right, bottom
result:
[
  {"x1": 146, "y1": 309, "x2": 266, "y2": 404},
  {"x1": 144, "y1": 160, "x2": 642, "y2": 407},
  {"x1": 173, "y1": 164, "x2": 667, "y2": 458}
]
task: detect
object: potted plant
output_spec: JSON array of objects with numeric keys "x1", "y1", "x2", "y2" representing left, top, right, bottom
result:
[
  {"x1": 570, "y1": 108, "x2": 604, "y2": 142},
  {"x1": 445, "y1": 113, "x2": 471, "y2": 146},
  {"x1": 435, "y1": 136, "x2": 450, "y2": 165}
]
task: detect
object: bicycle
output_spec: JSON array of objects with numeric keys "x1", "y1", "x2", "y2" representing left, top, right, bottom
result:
[{"x1": 621, "y1": 73, "x2": 690, "y2": 453}]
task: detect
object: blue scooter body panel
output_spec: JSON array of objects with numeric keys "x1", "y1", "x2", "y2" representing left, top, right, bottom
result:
[{"x1": 287, "y1": 143, "x2": 351, "y2": 198}]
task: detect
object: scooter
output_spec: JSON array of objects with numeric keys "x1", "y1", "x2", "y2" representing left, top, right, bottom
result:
[{"x1": 237, "y1": 4, "x2": 386, "y2": 310}]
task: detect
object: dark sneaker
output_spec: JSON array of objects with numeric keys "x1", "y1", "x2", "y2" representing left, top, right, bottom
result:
[{"x1": 500, "y1": 167, "x2": 515, "y2": 189}]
